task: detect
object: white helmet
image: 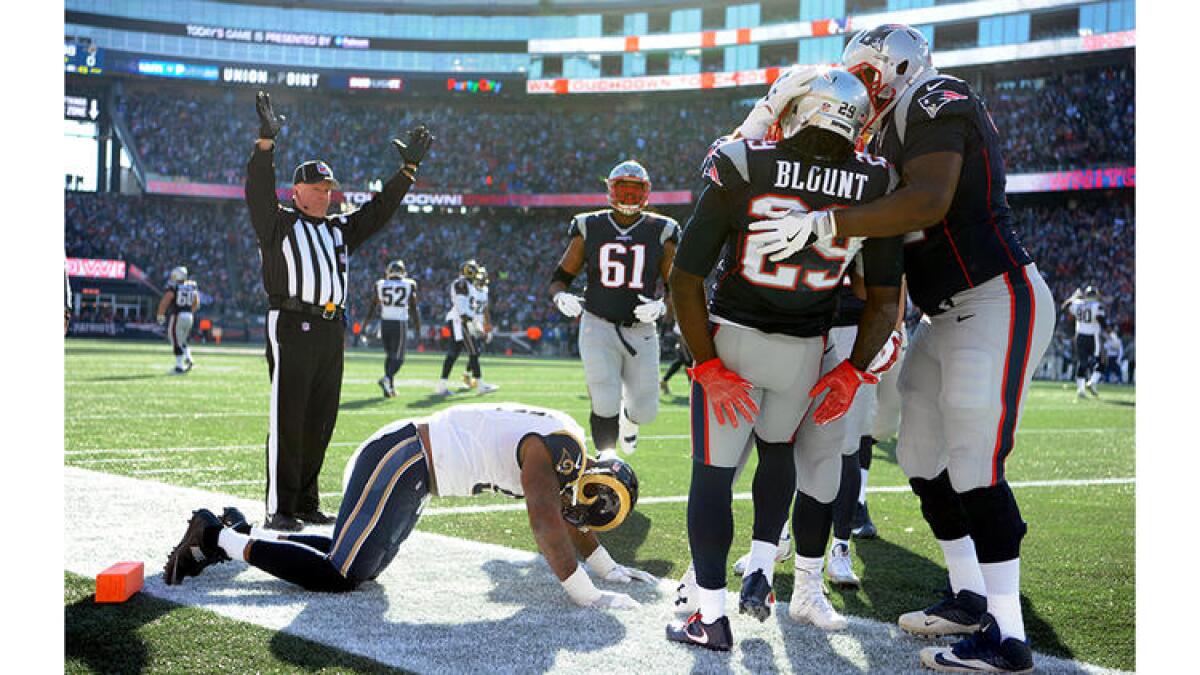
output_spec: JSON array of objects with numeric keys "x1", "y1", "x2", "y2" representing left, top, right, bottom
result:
[
  {"x1": 842, "y1": 24, "x2": 934, "y2": 133},
  {"x1": 606, "y1": 161, "x2": 651, "y2": 217},
  {"x1": 169, "y1": 266, "x2": 188, "y2": 284},
  {"x1": 777, "y1": 68, "x2": 871, "y2": 147}
]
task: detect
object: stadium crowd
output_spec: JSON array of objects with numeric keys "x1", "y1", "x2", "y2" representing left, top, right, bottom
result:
[
  {"x1": 66, "y1": 187, "x2": 1133, "y2": 355},
  {"x1": 115, "y1": 63, "x2": 1132, "y2": 194}
]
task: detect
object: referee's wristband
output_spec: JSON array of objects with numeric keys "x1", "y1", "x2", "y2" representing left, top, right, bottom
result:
[
  {"x1": 585, "y1": 545, "x2": 618, "y2": 578},
  {"x1": 561, "y1": 564, "x2": 601, "y2": 606}
]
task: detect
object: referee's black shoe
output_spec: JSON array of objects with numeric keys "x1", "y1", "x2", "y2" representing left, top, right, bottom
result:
[
  {"x1": 297, "y1": 509, "x2": 336, "y2": 526},
  {"x1": 264, "y1": 512, "x2": 304, "y2": 532}
]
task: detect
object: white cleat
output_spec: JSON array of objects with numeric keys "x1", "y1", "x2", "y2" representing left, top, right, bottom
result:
[
  {"x1": 477, "y1": 382, "x2": 499, "y2": 395},
  {"x1": 433, "y1": 382, "x2": 452, "y2": 396},
  {"x1": 732, "y1": 531, "x2": 793, "y2": 575},
  {"x1": 788, "y1": 576, "x2": 848, "y2": 630},
  {"x1": 826, "y1": 543, "x2": 861, "y2": 589}
]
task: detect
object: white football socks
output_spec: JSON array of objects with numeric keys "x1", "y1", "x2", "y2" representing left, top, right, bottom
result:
[
  {"x1": 1087, "y1": 370, "x2": 1102, "y2": 388},
  {"x1": 794, "y1": 554, "x2": 823, "y2": 581},
  {"x1": 858, "y1": 468, "x2": 869, "y2": 504},
  {"x1": 745, "y1": 539, "x2": 778, "y2": 585},
  {"x1": 981, "y1": 559, "x2": 1025, "y2": 641},
  {"x1": 938, "y1": 535, "x2": 987, "y2": 597},
  {"x1": 249, "y1": 526, "x2": 281, "y2": 541},
  {"x1": 697, "y1": 585, "x2": 726, "y2": 622},
  {"x1": 175, "y1": 355, "x2": 184, "y2": 369},
  {"x1": 217, "y1": 528, "x2": 251, "y2": 561},
  {"x1": 1076, "y1": 377, "x2": 1086, "y2": 394}
]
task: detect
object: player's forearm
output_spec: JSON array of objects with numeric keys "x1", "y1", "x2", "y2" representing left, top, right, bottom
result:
[
  {"x1": 850, "y1": 286, "x2": 902, "y2": 371},
  {"x1": 526, "y1": 499, "x2": 579, "y2": 580},
  {"x1": 833, "y1": 186, "x2": 948, "y2": 238},
  {"x1": 669, "y1": 267, "x2": 715, "y2": 364},
  {"x1": 567, "y1": 525, "x2": 600, "y2": 558}
]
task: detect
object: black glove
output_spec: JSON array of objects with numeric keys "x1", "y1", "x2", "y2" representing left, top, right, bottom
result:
[
  {"x1": 255, "y1": 91, "x2": 285, "y2": 140},
  {"x1": 392, "y1": 125, "x2": 434, "y2": 166}
]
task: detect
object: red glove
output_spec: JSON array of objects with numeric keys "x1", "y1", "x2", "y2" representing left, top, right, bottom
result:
[
  {"x1": 688, "y1": 358, "x2": 759, "y2": 428},
  {"x1": 867, "y1": 330, "x2": 903, "y2": 376},
  {"x1": 809, "y1": 360, "x2": 879, "y2": 425}
]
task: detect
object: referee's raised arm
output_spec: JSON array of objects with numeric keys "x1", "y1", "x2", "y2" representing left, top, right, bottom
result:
[
  {"x1": 245, "y1": 92, "x2": 284, "y2": 242},
  {"x1": 339, "y1": 125, "x2": 434, "y2": 254}
]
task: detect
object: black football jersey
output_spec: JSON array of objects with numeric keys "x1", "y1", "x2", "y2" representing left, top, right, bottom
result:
[
  {"x1": 567, "y1": 210, "x2": 679, "y2": 324},
  {"x1": 831, "y1": 280, "x2": 864, "y2": 328},
  {"x1": 674, "y1": 138, "x2": 902, "y2": 338},
  {"x1": 868, "y1": 74, "x2": 1032, "y2": 315},
  {"x1": 167, "y1": 281, "x2": 198, "y2": 315}
]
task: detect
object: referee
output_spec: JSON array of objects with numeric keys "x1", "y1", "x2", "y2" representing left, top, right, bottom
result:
[{"x1": 245, "y1": 91, "x2": 433, "y2": 531}]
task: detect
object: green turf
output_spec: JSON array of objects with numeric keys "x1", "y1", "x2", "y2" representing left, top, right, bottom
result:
[
  {"x1": 65, "y1": 572, "x2": 406, "y2": 674},
  {"x1": 65, "y1": 339, "x2": 1135, "y2": 670}
]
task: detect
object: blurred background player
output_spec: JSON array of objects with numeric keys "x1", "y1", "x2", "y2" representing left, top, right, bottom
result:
[
  {"x1": 549, "y1": 160, "x2": 677, "y2": 457},
  {"x1": 438, "y1": 259, "x2": 497, "y2": 395},
  {"x1": 156, "y1": 266, "x2": 199, "y2": 374},
  {"x1": 1062, "y1": 285, "x2": 1106, "y2": 398},
  {"x1": 463, "y1": 265, "x2": 495, "y2": 388},
  {"x1": 1102, "y1": 328, "x2": 1124, "y2": 383},
  {"x1": 165, "y1": 403, "x2": 652, "y2": 609},
  {"x1": 369, "y1": 259, "x2": 420, "y2": 398},
  {"x1": 666, "y1": 69, "x2": 902, "y2": 650}
]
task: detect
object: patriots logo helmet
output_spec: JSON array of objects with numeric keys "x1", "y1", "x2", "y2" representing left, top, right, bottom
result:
[
  {"x1": 842, "y1": 23, "x2": 934, "y2": 135},
  {"x1": 606, "y1": 160, "x2": 651, "y2": 217}
]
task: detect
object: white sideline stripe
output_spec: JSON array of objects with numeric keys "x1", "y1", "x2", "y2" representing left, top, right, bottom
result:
[
  {"x1": 75, "y1": 457, "x2": 169, "y2": 465},
  {"x1": 132, "y1": 467, "x2": 227, "y2": 475},
  {"x1": 64, "y1": 427, "x2": 1131, "y2": 456},
  {"x1": 414, "y1": 476, "x2": 1135, "y2": 516},
  {"x1": 64, "y1": 467, "x2": 1126, "y2": 675}
]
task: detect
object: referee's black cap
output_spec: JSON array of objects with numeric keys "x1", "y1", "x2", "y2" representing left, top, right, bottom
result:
[{"x1": 293, "y1": 160, "x2": 340, "y2": 188}]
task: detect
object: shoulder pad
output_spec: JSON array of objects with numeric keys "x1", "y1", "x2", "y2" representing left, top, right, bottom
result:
[
  {"x1": 569, "y1": 210, "x2": 605, "y2": 240},
  {"x1": 910, "y1": 76, "x2": 973, "y2": 123},
  {"x1": 894, "y1": 75, "x2": 973, "y2": 144},
  {"x1": 701, "y1": 137, "x2": 751, "y2": 188}
]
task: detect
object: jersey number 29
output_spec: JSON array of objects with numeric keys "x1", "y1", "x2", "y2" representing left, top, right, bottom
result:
[{"x1": 741, "y1": 196, "x2": 851, "y2": 291}]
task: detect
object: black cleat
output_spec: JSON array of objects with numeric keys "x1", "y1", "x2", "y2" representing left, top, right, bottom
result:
[
  {"x1": 852, "y1": 501, "x2": 878, "y2": 539},
  {"x1": 220, "y1": 506, "x2": 249, "y2": 533},
  {"x1": 738, "y1": 569, "x2": 775, "y2": 622},
  {"x1": 264, "y1": 512, "x2": 304, "y2": 532},
  {"x1": 296, "y1": 509, "x2": 336, "y2": 526},
  {"x1": 899, "y1": 588, "x2": 987, "y2": 637},
  {"x1": 164, "y1": 509, "x2": 228, "y2": 586},
  {"x1": 920, "y1": 613, "x2": 1034, "y2": 672},
  {"x1": 666, "y1": 612, "x2": 733, "y2": 652}
]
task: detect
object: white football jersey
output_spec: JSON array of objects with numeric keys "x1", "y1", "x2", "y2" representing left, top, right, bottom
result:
[
  {"x1": 468, "y1": 284, "x2": 489, "y2": 332},
  {"x1": 1068, "y1": 299, "x2": 1104, "y2": 337},
  {"x1": 375, "y1": 277, "x2": 417, "y2": 321},
  {"x1": 428, "y1": 403, "x2": 588, "y2": 498},
  {"x1": 445, "y1": 276, "x2": 473, "y2": 322}
]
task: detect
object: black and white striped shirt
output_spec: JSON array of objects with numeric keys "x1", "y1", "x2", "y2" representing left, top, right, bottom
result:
[{"x1": 245, "y1": 146, "x2": 414, "y2": 310}]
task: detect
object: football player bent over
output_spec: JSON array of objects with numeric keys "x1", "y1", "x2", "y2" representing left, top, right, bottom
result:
[
  {"x1": 666, "y1": 68, "x2": 902, "y2": 651},
  {"x1": 165, "y1": 403, "x2": 652, "y2": 609},
  {"x1": 549, "y1": 160, "x2": 678, "y2": 457}
]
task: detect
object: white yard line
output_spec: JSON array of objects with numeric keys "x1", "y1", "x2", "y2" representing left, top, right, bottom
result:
[
  {"x1": 64, "y1": 427, "x2": 1132, "y2": 456},
  {"x1": 413, "y1": 476, "x2": 1135, "y2": 516},
  {"x1": 131, "y1": 467, "x2": 227, "y2": 475},
  {"x1": 64, "y1": 467, "x2": 1126, "y2": 675}
]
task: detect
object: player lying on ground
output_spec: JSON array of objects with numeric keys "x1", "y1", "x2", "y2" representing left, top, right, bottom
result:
[{"x1": 165, "y1": 403, "x2": 654, "y2": 609}]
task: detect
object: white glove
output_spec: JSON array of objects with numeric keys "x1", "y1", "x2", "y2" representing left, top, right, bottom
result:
[
  {"x1": 156, "y1": 314, "x2": 166, "y2": 326},
  {"x1": 591, "y1": 591, "x2": 641, "y2": 610},
  {"x1": 554, "y1": 291, "x2": 583, "y2": 318},
  {"x1": 586, "y1": 545, "x2": 659, "y2": 584},
  {"x1": 736, "y1": 65, "x2": 821, "y2": 139},
  {"x1": 867, "y1": 330, "x2": 903, "y2": 376},
  {"x1": 633, "y1": 294, "x2": 667, "y2": 324},
  {"x1": 747, "y1": 209, "x2": 837, "y2": 262}
]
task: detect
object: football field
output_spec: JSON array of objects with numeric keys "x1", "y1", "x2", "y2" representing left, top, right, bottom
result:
[{"x1": 64, "y1": 339, "x2": 1135, "y2": 673}]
